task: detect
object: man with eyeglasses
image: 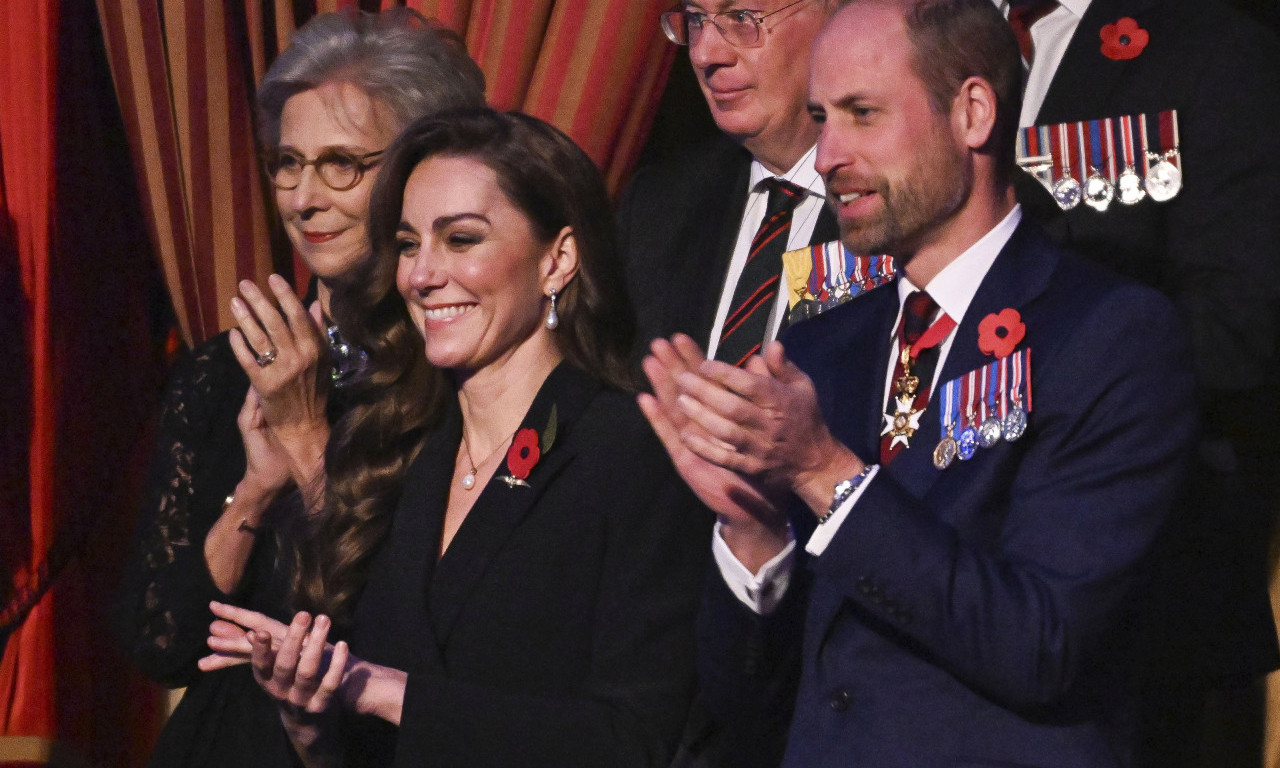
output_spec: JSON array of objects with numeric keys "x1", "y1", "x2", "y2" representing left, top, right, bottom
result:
[
  {"x1": 618, "y1": 0, "x2": 839, "y2": 371},
  {"x1": 994, "y1": 2, "x2": 1280, "y2": 766}
]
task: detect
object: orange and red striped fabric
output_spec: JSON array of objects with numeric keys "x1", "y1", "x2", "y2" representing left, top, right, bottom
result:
[{"x1": 95, "y1": 0, "x2": 676, "y2": 349}]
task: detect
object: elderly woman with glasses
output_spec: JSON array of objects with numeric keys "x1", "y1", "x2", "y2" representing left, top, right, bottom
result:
[{"x1": 114, "y1": 10, "x2": 483, "y2": 768}]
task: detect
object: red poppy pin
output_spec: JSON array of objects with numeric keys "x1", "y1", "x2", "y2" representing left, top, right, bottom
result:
[
  {"x1": 498, "y1": 405, "x2": 558, "y2": 488},
  {"x1": 978, "y1": 308, "x2": 1026, "y2": 359},
  {"x1": 1099, "y1": 17, "x2": 1148, "y2": 61}
]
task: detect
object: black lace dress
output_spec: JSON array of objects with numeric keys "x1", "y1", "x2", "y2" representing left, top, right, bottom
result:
[{"x1": 114, "y1": 332, "x2": 298, "y2": 768}]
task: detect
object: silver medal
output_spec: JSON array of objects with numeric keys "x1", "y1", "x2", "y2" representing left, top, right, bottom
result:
[
  {"x1": 1052, "y1": 177, "x2": 1081, "y2": 210},
  {"x1": 1003, "y1": 404, "x2": 1028, "y2": 442},
  {"x1": 1145, "y1": 157, "x2": 1182, "y2": 202},
  {"x1": 977, "y1": 416, "x2": 1003, "y2": 448},
  {"x1": 1117, "y1": 167, "x2": 1146, "y2": 205},
  {"x1": 1084, "y1": 171, "x2": 1114, "y2": 212}
]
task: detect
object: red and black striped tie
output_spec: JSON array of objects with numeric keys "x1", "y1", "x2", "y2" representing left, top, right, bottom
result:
[{"x1": 715, "y1": 178, "x2": 806, "y2": 366}]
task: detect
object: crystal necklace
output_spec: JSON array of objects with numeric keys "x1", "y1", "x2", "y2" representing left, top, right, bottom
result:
[{"x1": 459, "y1": 433, "x2": 512, "y2": 491}]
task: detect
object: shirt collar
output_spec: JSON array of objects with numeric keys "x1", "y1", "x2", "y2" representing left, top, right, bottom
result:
[
  {"x1": 748, "y1": 145, "x2": 825, "y2": 200},
  {"x1": 896, "y1": 205, "x2": 1022, "y2": 327},
  {"x1": 994, "y1": 0, "x2": 1090, "y2": 18}
]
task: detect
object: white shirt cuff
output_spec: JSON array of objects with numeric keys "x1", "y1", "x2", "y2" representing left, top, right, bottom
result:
[
  {"x1": 712, "y1": 521, "x2": 795, "y2": 615},
  {"x1": 805, "y1": 464, "x2": 880, "y2": 557}
]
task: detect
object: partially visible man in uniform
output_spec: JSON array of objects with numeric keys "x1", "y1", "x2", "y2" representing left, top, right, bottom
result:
[
  {"x1": 1000, "y1": 2, "x2": 1280, "y2": 763},
  {"x1": 640, "y1": 0, "x2": 1198, "y2": 764},
  {"x1": 618, "y1": 0, "x2": 840, "y2": 368}
]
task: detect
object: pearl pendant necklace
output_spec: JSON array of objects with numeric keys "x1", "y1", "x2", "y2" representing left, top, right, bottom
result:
[{"x1": 459, "y1": 432, "x2": 510, "y2": 491}]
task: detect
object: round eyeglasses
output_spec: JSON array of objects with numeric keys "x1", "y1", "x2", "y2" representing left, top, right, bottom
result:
[
  {"x1": 660, "y1": 0, "x2": 812, "y2": 48},
  {"x1": 263, "y1": 148, "x2": 385, "y2": 192}
]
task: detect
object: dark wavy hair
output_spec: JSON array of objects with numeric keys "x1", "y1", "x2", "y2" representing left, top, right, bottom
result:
[{"x1": 294, "y1": 109, "x2": 636, "y2": 623}]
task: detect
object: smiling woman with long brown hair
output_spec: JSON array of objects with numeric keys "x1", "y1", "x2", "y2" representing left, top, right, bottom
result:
[{"x1": 202, "y1": 109, "x2": 711, "y2": 768}]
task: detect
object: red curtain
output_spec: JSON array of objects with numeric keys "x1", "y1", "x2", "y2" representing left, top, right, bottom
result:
[
  {"x1": 0, "y1": 0, "x2": 168, "y2": 764},
  {"x1": 95, "y1": 0, "x2": 677, "y2": 350}
]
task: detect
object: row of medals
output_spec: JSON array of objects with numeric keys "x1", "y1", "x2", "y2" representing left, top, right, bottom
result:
[
  {"x1": 1027, "y1": 149, "x2": 1182, "y2": 213},
  {"x1": 932, "y1": 397, "x2": 1028, "y2": 471},
  {"x1": 885, "y1": 345, "x2": 1029, "y2": 470}
]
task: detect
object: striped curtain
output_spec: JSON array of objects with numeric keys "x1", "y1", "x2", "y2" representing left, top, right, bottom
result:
[
  {"x1": 95, "y1": 0, "x2": 677, "y2": 349},
  {"x1": 1, "y1": 0, "x2": 170, "y2": 764}
]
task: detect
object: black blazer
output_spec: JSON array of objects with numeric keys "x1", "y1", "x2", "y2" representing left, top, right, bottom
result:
[
  {"x1": 347, "y1": 363, "x2": 713, "y2": 768},
  {"x1": 1016, "y1": 0, "x2": 1280, "y2": 680},
  {"x1": 617, "y1": 134, "x2": 839, "y2": 362}
]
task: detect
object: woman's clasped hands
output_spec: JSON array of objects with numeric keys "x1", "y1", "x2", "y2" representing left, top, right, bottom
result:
[{"x1": 201, "y1": 602, "x2": 348, "y2": 717}]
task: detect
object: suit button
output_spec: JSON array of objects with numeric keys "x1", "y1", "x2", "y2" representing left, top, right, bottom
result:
[
  {"x1": 856, "y1": 577, "x2": 875, "y2": 595},
  {"x1": 829, "y1": 690, "x2": 851, "y2": 712}
]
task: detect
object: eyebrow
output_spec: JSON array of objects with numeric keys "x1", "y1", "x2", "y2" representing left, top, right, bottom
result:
[
  {"x1": 430, "y1": 213, "x2": 489, "y2": 232},
  {"x1": 829, "y1": 93, "x2": 873, "y2": 112}
]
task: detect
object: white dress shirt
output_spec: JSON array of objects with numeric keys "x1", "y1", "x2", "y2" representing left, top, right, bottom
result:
[
  {"x1": 993, "y1": 0, "x2": 1093, "y2": 127},
  {"x1": 704, "y1": 146, "x2": 827, "y2": 359},
  {"x1": 716, "y1": 206, "x2": 1024, "y2": 613}
]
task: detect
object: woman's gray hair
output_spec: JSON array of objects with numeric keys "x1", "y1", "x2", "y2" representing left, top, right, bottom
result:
[{"x1": 256, "y1": 8, "x2": 485, "y2": 148}]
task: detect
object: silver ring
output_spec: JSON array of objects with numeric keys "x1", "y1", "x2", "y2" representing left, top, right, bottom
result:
[{"x1": 255, "y1": 348, "x2": 278, "y2": 367}]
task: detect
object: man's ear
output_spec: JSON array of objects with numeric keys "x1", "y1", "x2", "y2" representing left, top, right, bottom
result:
[
  {"x1": 542, "y1": 225, "x2": 580, "y2": 294},
  {"x1": 951, "y1": 75, "x2": 999, "y2": 150}
]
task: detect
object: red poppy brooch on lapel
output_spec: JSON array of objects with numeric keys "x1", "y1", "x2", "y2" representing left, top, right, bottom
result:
[
  {"x1": 978, "y1": 308, "x2": 1026, "y2": 359},
  {"x1": 498, "y1": 405, "x2": 558, "y2": 488},
  {"x1": 1100, "y1": 17, "x2": 1148, "y2": 61}
]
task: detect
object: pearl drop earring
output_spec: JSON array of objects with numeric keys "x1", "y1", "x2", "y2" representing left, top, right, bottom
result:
[{"x1": 545, "y1": 288, "x2": 559, "y2": 330}]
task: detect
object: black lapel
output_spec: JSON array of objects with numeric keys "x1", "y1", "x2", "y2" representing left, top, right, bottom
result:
[
  {"x1": 1036, "y1": 0, "x2": 1164, "y2": 123},
  {"x1": 426, "y1": 363, "x2": 600, "y2": 647},
  {"x1": 881, "y1": 221, "x2": 1058, "y2": 498},
  {"x1": 354, "y1": 406, "x2": 456, "y2": 671}
]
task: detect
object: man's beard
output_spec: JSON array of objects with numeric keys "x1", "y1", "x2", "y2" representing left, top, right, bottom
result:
[{"x1": 837, "y1": 138, "x2": 971, "y2": 260}]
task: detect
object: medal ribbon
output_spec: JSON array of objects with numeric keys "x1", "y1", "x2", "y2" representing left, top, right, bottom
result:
[
  {"x1": 1120, "y1": 114, "x2": 1138, "y2": 169},
  {"x1": 807, "y1": 244, "x2": 827, "y2": 300},
  {"x1": 1102, "y1": 118, "x2": 1117, "y2": 182},
  {"x1": 1158, "y1": 109, "x2": 1181, "y2": 170},
  {"x1": 1088, "y1": 119, "x2": 1108, "y2": 181},
  {"x1": 1051, "y1": 122, "x2": 1072, "y2": 184},
  {"x1": 986, "y1": 359, "x2": 999, "y2": 421},
  {"x1": 1074, "y1": 121, "x2": 1090, "y2": 186},
  {"x1": 998, "y1": 355, "x2": 1009, "y2": 419},
  {"x1": 1138, "y1": 112, "x2": 1152, "y2": 176},
  {"x1": 938, "y1": 376, "x2": 959, "y2": 438}
]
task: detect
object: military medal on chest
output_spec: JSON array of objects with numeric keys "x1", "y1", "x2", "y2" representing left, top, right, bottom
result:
[
  {"x1": 883, "y1": 345, "x2": 926, "y2": 451},
  {"x1": 881, "y1": 309, "x2": 956, "y2": 453},
  {"x1": 1141, "y1": 110, "x2": 1183, "y2": 202},
  {"x1": 1017, "y1": 110, "x2": 1183, "y2": 211},
  {"x1": 1051, "y1": 122, "x2": 1083, "y2": 210},
  {"x1": 1083, "y1": 119, "x2": 1116, "y2": 212},
  {"x1": 932, "y1": 321, "x2": 1034, "y2": 470},
  {"x1": 1116, "y1": 114, "x2": 1147, "y2": 205},
  {"x1": 783, "y1": 242, "x2": 896, "y2": 325}
]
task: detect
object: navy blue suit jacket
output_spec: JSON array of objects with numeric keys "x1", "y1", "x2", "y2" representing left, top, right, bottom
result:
[{"x1": 702, "y1": 221, "x2": 1198, "y2": 768}]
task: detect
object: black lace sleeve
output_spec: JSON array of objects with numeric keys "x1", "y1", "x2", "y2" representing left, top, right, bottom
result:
[{"x1": 113, "y1": 332, "x2": 265, "y2": 687}]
